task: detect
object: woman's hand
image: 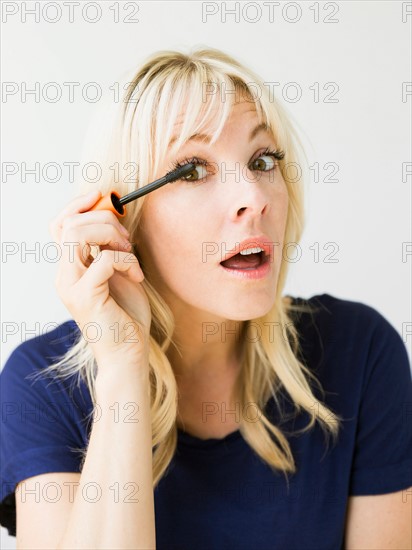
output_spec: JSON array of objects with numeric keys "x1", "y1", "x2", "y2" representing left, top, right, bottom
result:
[{"x1": 49, "y1": 190, "x2": 152, "y2": 369}]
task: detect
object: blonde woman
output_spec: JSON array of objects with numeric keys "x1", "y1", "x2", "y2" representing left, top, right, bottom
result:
[{"x1": 1, "y1": 47, "x2": 411, "y2": 549}]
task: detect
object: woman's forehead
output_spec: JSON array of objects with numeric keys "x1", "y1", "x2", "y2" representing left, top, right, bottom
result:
[{"x1": 168, "y1": 101, "x2": 262, "y2": 150}]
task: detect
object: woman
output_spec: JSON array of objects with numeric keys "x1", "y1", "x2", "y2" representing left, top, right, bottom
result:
[{"x1": 1, "y1": 47, "x2": 411, "y2": 549}]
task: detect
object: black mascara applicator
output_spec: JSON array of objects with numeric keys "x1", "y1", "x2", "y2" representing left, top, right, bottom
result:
[{"x1": 88, "y1": 163, "x2": 196, "y2": 218}]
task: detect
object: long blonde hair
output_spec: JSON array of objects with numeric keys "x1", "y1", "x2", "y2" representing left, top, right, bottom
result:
[{"x1": 30, "y1": 46, "x2": 342, "y2": 490}]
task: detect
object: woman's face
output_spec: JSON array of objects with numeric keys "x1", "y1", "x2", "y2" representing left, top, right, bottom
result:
[{"x1": 135, "y1": 100, "x2": 289, "y2": 322}]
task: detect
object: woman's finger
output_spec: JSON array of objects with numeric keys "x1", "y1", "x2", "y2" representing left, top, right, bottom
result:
[
  {"x1": 60, "y1": 209, "x2": 129, "y2": 239},
  {"x1": 76, "y1": 249, "x2": 143, "y2": 299},
  {"x1": 56, "y1": 224, "x2": 132, "y2": 288},
  {"x1": 49, "y1": 190, "x2": 102, "y2": 242}
]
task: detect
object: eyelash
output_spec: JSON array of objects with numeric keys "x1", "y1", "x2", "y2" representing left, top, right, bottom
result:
[{"x1": 171, "y1": 147, "x2": 285, "y2": 183}]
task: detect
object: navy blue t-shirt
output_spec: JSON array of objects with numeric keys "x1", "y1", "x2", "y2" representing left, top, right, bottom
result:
[{"x1": 1, "y1": 293, "x2": 411, "y2": 549}]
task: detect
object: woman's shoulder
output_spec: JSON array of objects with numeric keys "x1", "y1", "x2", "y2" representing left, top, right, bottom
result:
[
  {"x1": 286, "y1": 292, "x2": 399, "y2": 335},
  {"x1": 2, "y1": 320, "x2": 80, "y2": 366},
  {"x1": 287, "y1": 291, "x2": 387, "y2": 316},
  {"x1": 0, "y1": 319, "x2": 82, "y2": 394},
  {"x1": 1, "y1": 318, "x2": 93, "y2": 438},
  {"x1": 284, "y1": 292, "x2": 408, "y2": 368}
]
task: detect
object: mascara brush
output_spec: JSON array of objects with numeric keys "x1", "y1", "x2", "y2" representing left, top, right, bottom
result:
[{"x1": 88, "y1": 163, "x2": 196, "y2": 218}]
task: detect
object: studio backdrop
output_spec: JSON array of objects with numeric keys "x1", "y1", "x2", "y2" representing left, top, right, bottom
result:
[{"x1": 1, "y1": 3, "x2": 411, "y2": 546}]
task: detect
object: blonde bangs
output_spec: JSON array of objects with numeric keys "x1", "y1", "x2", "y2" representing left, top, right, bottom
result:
[{"x1": 123, "y1": 56, "x2": 283, "y2": 187}]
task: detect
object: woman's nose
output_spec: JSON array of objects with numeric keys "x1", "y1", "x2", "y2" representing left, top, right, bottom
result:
[{"x1": 218, "y1": 161, "x2": 271, "y2": 220}]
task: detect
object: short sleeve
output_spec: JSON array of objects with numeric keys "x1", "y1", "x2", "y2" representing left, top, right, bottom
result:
[
  {"x1": 0, "y1": 342, "x2": 87, "y2": 536},
  {"x1": 348, "y1": 312, "x2": 412, "y2": 495}
]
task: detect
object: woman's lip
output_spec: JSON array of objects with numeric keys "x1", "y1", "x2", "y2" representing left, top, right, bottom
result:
[
  {"x1": 219, "y1": 254, "x2": 271, "y2": 280},
  {"x1": 219, "y1": 235, "x2": 275, "y2": 264}
]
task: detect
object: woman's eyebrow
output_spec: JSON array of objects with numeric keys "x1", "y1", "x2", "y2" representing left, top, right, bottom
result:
[{"x1": 168, "y1": 122, "x2": 270, "y2": 147}]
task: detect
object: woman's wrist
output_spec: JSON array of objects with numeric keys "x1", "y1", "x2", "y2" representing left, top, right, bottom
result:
[{"x1": 94, "y1": 355, "x2": 151, "y2": 398}]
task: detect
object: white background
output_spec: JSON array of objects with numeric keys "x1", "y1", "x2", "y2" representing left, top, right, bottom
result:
[{"x1": 1, "y1": 1, "x2": 411, "y2": 547}]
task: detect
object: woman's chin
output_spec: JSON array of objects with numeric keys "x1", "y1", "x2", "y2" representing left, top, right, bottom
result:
[{"x1": 220, "y1": 299, "x2": 276, "y2": 322}]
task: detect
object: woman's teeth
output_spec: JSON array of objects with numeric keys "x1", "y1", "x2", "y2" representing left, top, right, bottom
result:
[{"x1": 240, "y1": 247, "x2": 264, "y2": 255}]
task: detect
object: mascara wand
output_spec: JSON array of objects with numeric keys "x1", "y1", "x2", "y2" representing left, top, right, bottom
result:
[{"x1": 88, "y1": 163, "x2": 196, "y2": 218}]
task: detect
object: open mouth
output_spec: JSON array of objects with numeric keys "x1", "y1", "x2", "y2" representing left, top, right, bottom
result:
[{"x1": 220, "y1": 250, "x2": 267, "y2": 270}]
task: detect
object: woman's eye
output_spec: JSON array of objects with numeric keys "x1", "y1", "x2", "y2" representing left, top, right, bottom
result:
[
  {"x1": 181, "y1": 164, "x2": 208, "y2": 182},
  {"x1": 250, "y1": 155, "x2": 276, "y2": 172}
]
